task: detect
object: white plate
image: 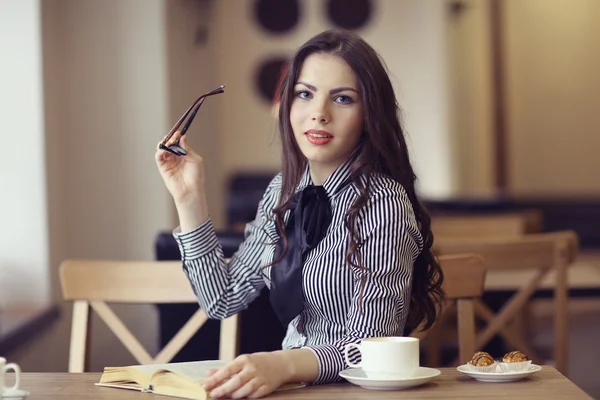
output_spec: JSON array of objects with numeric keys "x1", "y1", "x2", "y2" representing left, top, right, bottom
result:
[
  {"x1": 339, "y1": 367, "x2": 441, "y2": 390},
  {"x1": 1, "y1": 388, "x2": 30, "y2": 398},
  {"x1": 456, "y1": 364, "x2": 542, "y2": 382}
]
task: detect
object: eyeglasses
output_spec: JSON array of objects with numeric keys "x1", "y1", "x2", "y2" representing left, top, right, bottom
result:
[{"x1": 159, "y1": 84, "x2": 225, "y2": 156}]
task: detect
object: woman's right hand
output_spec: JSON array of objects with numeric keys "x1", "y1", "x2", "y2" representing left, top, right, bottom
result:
[{"x1": 155, "y1": 133, "x2": 205, "y2": 206}]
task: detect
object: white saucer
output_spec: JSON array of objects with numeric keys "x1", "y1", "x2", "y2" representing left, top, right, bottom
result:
[
  {"x1": 339, "y1": 367, "x2": 441, "y2": 390},
  {"x1": 1, "y1": 388, "x2": 30, "y2": 398},
  {"x1": 456, "y1": 364, "x2": 542, "y2": 382}
]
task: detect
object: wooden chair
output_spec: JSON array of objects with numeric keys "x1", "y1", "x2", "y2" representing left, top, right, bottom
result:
[
  {"x1": 410, "y1": 254, "x2": 487, "y2": 366},
  {"x1": 433, "y1": 231, "x2": 578, "y2": 374},
  {"x1": 430, "y1": 210, "x2": 542, "y2": 357},
  {"x1": 431, "y1": 209, "x2": 543, "y2": 238},
  {"x1": 59, "y1": 259, "x2": 240, "y2": 372}
]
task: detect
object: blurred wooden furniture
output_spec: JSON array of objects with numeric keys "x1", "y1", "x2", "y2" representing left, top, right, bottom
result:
[
  {"x1": 410, "y1": 254, "x2": 486, "y2": 366},
  {"x1": 431, "y1": 209, "x2": 542, "y2": 238},
  {"x1": 15, "y1": 366, "x2": 592, "y2": 399},
  {"x1": 434, "y1": 231, "x2": 579, "y2": 374},
  {"x1": 429, "y1": 210, "x2": 542, "y2": 363},
  {"x1": 484, "y1": 249, "x2": 600, "y2": 292},
  {"x1": 59, "y1": 259, "x2": 240, "y2": 372}
]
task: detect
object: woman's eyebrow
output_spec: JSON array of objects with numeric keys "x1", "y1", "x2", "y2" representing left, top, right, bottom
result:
[{"x1": 296, "y1": 81, "x2": 358, "y2": 95}]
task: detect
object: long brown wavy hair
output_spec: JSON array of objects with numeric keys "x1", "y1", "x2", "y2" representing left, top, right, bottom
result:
[{"x1": 272, "y1": 29, "x2": 444, "y2": 332}]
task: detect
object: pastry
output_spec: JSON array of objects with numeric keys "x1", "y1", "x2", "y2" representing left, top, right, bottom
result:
[
  {"x1": 469, "y1": 351, "x2": 495, "y2": 367},
  {"x1": 502, "y1": 351, "x2": 529, "y2": 363},
  {"x1": 498, "y1": 350, "x2": 532, "y2": 372}
]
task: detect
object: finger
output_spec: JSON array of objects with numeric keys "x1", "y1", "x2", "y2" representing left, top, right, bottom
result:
[
  {"x1": 230, "y1": 378, "x2": 264, "y2": 399},
  {"x1": 203, "y1": 362, "x2": 244, "y2": 391},
  {"x1": 166, "y1": 130, "x2": 182, "y2": 146},
  {"x1": 179, "y1": 135, "x2": 199, "y2": 158},
  {"x1": 179, "y1": 135, "x2": 188, "y2": 150},
  {"x1": 209, "y1": 373, "x2": 250, "y2": 399},
  {"x1": 248, "y1": 384, "x2": 272, "y2": 399},
  {"x1": 155, "y1": 148, "x2": 171, "y2": 164}
]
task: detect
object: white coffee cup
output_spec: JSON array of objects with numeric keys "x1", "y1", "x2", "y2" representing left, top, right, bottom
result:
[
  {"x1": 0, "y1": 357, "x2": 21, "y2": 395},
  {"x1": 344, "y1": 337, "x2": 419, "y2": 380}
]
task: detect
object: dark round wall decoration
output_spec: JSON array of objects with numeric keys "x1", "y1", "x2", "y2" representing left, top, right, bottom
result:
[
  {"x1": 254, "y1": 0, "x2": 300, "y2": 34},
  {"x1": 255, "y1": 57, "x2": 289, "y2": 103},
  {"x1": 327, "y1": 0, "x2": 373, "y2": 30}
]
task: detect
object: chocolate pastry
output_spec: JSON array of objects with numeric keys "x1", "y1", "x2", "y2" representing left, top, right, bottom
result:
[
  {"x1": 469, "y1": 351, "x2": 495, "y2": 367},
  {"x1": 502, "y1": 351, "x2": 529, "y2": 363}
]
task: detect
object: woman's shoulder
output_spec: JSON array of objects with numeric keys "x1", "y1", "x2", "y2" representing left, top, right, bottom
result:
[
  {"x1": 266, "y1": 172, "x2": 283, "y2": 191},
  {"x1": 357, "y1": 174, "x2": 422, "y2": 244},
  {"x1": 260, "y1": 172, "x2": 283, "y2": 203},
  {"x1": 358, "y1": 173, "x2": 412, "y2": 204}
]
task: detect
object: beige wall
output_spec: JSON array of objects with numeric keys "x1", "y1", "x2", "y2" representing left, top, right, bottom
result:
[
  {"x1": 0, "y1": 0, "x2": 50, "y2": 308},
  {"x1": 165, "y1": 0, "x2": 223, "y2": 227},
  {"x1": 504, "y1": 0, "x2": 600, "y2": 195}
]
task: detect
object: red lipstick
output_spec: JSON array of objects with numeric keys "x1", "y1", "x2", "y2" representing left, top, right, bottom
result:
[{"x1": 305, "y1": 129, "x2": 333, "y2": 145}]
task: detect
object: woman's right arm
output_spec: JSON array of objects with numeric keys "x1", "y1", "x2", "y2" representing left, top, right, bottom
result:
[{"x1": 156, "y1": 135, "x2": 278, "y2": 319}]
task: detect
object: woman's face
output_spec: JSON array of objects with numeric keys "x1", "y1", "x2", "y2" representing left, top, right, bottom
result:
[{"x1": 290, "y1": 53, "x2": 364, "y2": 183}]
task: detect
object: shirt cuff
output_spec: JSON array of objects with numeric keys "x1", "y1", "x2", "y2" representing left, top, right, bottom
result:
[
  {"x1": 172, "y1": 218, "x2": 219, "y2": 260},
  {"x1": 304, "y1": 344, "x2": 346, "y2": 384}
]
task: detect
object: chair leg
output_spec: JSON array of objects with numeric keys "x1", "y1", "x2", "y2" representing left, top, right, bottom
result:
[
  {"x1": 69, "y1": 301, "x2": 89, "y2": 373},
  {"x1": 512, "y1": 303, "x2": 533, "y2": 352},
  {"x1": 420, "y1": 304, "x2": 453, "y2": 367},
  {"x1": 554, "y1": 245, "x2": 570, "y2": 375},
  {"x1": 457, "y1": 299, "x2": 475, "y2": 366},
  {"x1": 424, "y1": 320, "x2": 445, "y2": 367},
  {"x1": 219, "y1": 313, "x2": 240, "y2": 361}
]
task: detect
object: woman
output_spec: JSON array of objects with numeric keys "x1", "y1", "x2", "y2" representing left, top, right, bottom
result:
[{"x1": 156, "y1": 29, "x2": 444, "y2": 399}]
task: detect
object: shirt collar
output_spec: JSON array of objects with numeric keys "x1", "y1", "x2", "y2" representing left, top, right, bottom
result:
[{"x1": 297, "y1": 157, "x2": 354, "y2": 197}]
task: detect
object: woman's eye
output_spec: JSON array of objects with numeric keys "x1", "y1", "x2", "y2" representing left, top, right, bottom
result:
[
  {"x1": 335, "y1": 95, "x2": 354, "y2": 104},
  {"x1": 295, "y1": 90, "x2": 312, "y2": 99}
]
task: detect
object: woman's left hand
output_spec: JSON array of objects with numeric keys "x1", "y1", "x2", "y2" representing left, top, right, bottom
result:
[{"x1": 203, "y1": 352, "x2": 293, "y2": 399}]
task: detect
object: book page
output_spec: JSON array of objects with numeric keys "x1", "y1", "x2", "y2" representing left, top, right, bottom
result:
[
  {"x1": 95, "y1": 382, "x2": 145, "y2": 391},
  {"x1": 141, "y1": 360, "x2": 227, "y2": 383},
  {"x1": 99, "y1": 366, "x2": 149, "y2": 388}
]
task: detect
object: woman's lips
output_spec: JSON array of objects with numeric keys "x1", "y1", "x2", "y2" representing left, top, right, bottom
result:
[{"x1": 305, "y1": 129, "x2": 333, "y2": 145}]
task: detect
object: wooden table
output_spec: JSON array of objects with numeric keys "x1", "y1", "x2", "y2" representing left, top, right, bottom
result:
[{"x1": 15, "y1": 366, "x2": 591, "y2": 399}]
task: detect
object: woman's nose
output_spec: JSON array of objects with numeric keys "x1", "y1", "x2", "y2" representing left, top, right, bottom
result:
[{"x1": 311, "y1": 103, "x2": 330, "y2": 124}]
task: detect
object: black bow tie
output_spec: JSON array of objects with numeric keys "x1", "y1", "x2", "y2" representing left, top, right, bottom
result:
[{"x1": 269, "y1": 185, "x2": 333, "y2": 327}]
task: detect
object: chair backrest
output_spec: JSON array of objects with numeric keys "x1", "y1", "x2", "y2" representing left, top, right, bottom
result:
[
  {"x1": 431, "y1": 210, "x2": 543, "y2": 238},
  {"x1": 432, "y1": 230, "x2": 578, "y2": 374},
  {"x1": 410, "y1": 254, "x2": 486, "y2": 365},
  {"x1": 433, "y1": 230, "x2": 578, "y2": 270},
  {"x1": 59, "y1": 259, "x2": 240, "y2": 372}
]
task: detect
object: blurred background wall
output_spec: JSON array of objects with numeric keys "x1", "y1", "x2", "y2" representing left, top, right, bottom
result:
[
  {"x1": 504, "y1": 0, "x2": 600, "y2": 195},
  {"x1": 1, "y1": 0, "x2": 599, "y2": 377},
  {"x1": 0, "y1": 0, "x2": 50, "y2": 309}
]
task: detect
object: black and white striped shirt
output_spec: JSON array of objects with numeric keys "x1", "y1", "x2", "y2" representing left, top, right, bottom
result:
[{"x1": 173, "y1": 160, "x2": 423, "y2": 384}]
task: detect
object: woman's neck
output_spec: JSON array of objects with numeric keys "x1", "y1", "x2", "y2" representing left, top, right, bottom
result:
[{"x1": 307, "y1": 159, "x2": 343, "y2": 185}]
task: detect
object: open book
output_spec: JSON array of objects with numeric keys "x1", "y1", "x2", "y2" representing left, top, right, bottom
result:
[
  {"x1": 96, "y1": 360, "x2": 304, "y2": 400},
  {"x1": 96, "y1": 360, "x2": 225, "y2": 400}
]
